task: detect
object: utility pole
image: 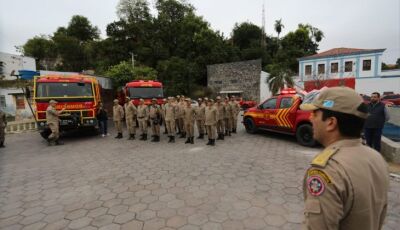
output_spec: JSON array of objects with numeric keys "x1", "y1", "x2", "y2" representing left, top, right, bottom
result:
[
  {"x1": 129, "y1": 52, "x2": 136, "y2": 69},
  {"x1": 261, "y1": 1, "x2": 266, "y2": 47}
]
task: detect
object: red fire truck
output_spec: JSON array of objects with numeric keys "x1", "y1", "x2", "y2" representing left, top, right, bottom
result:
[
  {"x1": 125, "y1": 80, "x2": 164, "y2": 105},
  {"x1": 243, "y1": 88, "x2": 316, "y2": 146},
  {"x1": 33, "y1": 75, "x2": 101, "y2": 133}
]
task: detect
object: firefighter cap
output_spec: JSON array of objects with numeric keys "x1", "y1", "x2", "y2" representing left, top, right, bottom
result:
[
  {"x1": 300, "y1": 87, "x2": 368, "y2": 119},
  {"x1": 113, "y1": 99, "x2": 119, "y2": 103},
  {"x1": 216, "y1": 96, "x2": 221, "y2": 100},
  {"x1": 152, "y1": 98, "x2": 157, "y2": 101},
  {"x1": 49, "y1": 100, "x2": 58, "y2": 104}
]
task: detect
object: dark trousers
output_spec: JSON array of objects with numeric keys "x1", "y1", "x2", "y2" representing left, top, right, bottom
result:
[
  {"x1": 99, "y1": 120, "x2": 108, "y2": 135},
  {"x1": 364, "y1": 128, "x2": 382, "y2": 152}
]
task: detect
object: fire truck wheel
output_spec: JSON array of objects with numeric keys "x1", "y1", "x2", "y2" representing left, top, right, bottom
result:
[
  {"x1": 244, "y1": 117, "x2": 258, "y2": 134},
  {"x1": 296, "y1": 124, "x2": 316, "y2": 147}
]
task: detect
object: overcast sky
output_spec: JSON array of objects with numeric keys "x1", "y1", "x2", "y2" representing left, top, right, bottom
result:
[{"x1": 1, "y1": 0, "x2": 399, "y2": 63}]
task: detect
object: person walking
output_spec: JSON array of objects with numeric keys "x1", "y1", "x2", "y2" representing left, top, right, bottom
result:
[
  {"x1": 46, "y1": 100, "x2": 65, "y2": 146},
  {"x1": 113, "y1": 99, "x2": 124, "y2": 139},
  {"x1": 224, "y1": 97, "x2": 233, "y2": 136},
  {"x1": 124, "y1": 97, "x2": 137, "y2": 140},
  {"x1": 215, "y1": 96, "x2": 225, "y2": 140},
  {"x1": 194, "y1": 98, "x2": 206, "y2": 139},
  {"x1": 364, "y1": 92, "x2": 390, "y2": 152},
  {"x1": 97, "y1": 102, "x2": 109, "y2": 137},
  {"x1": 300, "y1": 87, "x2": 389, "y2": 230},
  {"x1": 137, "y1": 99, "x2": 149, "y2": 141},
  {"x1": 0, "y1": 109, "x2": 7, "y2": 148},
  {"x1": 183, "y1": 98, "x2": 196, "y2": 144},
  {"x1": 149, "y1": 98, "x2": 161, "y2": 142},
  {"x1": 205, "y1": 99, "x2": 217, "y2": 146},
  {"x1": 230, "y1": 96, "x2": 241, "y2": 133},
  {"x1": 164, "y1": 97, "x2": 177, "y2": 143}
]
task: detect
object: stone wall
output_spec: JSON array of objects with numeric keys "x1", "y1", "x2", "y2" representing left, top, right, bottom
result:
[{"x1": 207, "y1": 59, "x2": 262, "y2": 101}]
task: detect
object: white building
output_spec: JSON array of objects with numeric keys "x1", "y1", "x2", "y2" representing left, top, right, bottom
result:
[
  {"x1": 297, "y1": 48, "x2": 400, "y2": 95},
  {"x1": 0, "y1": 52, "x2": 36, "y2": 80}
]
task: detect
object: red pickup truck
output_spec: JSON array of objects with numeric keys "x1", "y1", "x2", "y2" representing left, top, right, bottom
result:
[{"x1": 242, "y1": 88, "x2": 316, "y2": 146}]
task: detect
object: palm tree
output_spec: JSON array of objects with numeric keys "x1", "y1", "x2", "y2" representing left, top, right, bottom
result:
[
  {"x1": 266, "y1": 65, "x2": 294, "y2": 95},
  {"x1": 274, "y1": 19, "x2": 284, "y2": 39}
]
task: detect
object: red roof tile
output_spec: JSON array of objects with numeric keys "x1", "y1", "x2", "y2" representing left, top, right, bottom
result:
[{"x1": 301, "y1": 48, "x2": 385, "y2": 60}]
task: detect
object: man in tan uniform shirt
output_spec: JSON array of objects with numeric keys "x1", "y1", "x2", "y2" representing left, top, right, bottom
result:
[
  {"x1": 300, "y1": 87, "x2": 389, "y2": 230},
  {"x1": 183, "y1": 98, "x2": 196, "y2": 144},
  {"x1": 113, "y1": 99, "x2": 124, "y2": 139},
  {"x1": 205, "y1": 99, "x2": 217, "y2": 146},
  {"x1": 223, "y1": 97, "x2": 232, "y2": 137},
  {"x1": 0, "y1": 109, "x2": 7, "y2": 148},
  {"x1": 137, "y1": 99, "x2": 149, "y2": 141},
  {"x1": 124, "y1": 97, "x2": 137, "y2": 140},
  {"x1": 46, "y1": 100, "x2": 66, "y2": 146},
  {"x1": 230, "y1": 96, "x2": 240, "y2": 133},
  {"x1": 194, "y1": 98, "x2": 206, "y2": 139},
  {"x1": 161, "y1": 98, "x2": 168, "y2": 134},
  {"x1": 215, "y1": 96, "x2": 226, "y2": 140},
  {"x1": 164, "y1": 97, "x2": 176, "y2": 143},
  {"x1": 149, "y1": 98, "x2": 161, "y2": 142}
]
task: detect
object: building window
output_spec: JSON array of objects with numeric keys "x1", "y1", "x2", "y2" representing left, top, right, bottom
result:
[
  {"x1": 15, "y1": 95, "x2": 25, "y2": 109},
  {"x1": 331, "y1": 63, "x2": 338, "y2": 73},
  {"x1": 0, "y1": 95, "x2": 5, "y2": 108},
  {"x1": 363, "y1": 59, "x2": 371, "y2": 71},
  {"x1": 214, "y1": 81, "x2": 222, "y2": 84},
  {"x1": 345, "y1": 61, "x2": 353, "y2": 72},
  {"x1": 318, "y1": 64, "x2": 325, "y2": 74},
  {"x1": 305, "y1": 65, "x2": 312, "y2": 75},
  {"x1": 231, "y1": 80, "x2": 238, "y2": 84}
]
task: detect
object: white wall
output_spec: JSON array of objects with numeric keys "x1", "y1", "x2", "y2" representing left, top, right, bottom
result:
[
  {"x1": 259, "y1": 71, "x2": 271, "y2": 103},
  {"x1": 0, "y1": 88, "x2": 34, "y2": 119},
  {"x1": 356, "y1": 78, "x2": 400, "y2": 95},
  {"x1": 0, "y1": 52, "x2": 36, "y2": 80}
]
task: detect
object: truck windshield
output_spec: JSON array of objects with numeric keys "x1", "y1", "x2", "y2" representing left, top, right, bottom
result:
[
  {"x1": 128, "y1": 87, "x2": 163, "y2": 99},
  {"x1": 36, "y1": 82, "x2": 93, "y2": 97}
]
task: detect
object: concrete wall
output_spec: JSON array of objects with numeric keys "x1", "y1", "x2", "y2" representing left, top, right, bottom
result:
[
  {"x1": 0, "y1": 52, "x2": 36, "y2": 80},
  {"x1": 207, "y1": 59, "x2": 262, "y2": 101},
  {"x1": 0, "y1": 88, "x2": 34, "y2": 120},
  {"x1": 355, "y1": 77, "x2": 400, "y2": 95}
]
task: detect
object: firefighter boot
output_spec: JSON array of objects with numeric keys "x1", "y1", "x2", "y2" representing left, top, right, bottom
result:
[
  {"x1": 197, "y1": 133, "x2": 204, "y2": 139},
  {"x1": 217, "y1": 133, "x2": 223, "y2": 140},
  {"x1": 232, "y1": 128, "x2": 236, "y2": 134},
  {"x1": 171, "y1": 136, "x2": 175, "y2": 143},
  {"x1": 221, "y1": 134, "x2": 225, "y2": 140},
  {"x1": 180, "y1": 132, "x2": 186, "y2": 138},
  {"x1": 211, "y1": 139, "x2": 216, "y2": 146},
  {"x1": 206, "y1": 139, "x2": 212, "y2": 145},
  {"x1": 139, "y1": 134, "x2": 144, "y2": 140},
  {"x1": 155, "y1": 135, "x2": 160, "y2": 142},
  {"x1": 0, "y1": 141, "x2": 4, "y2": 148},
  {"x1": 142, "y1": 134, "x2": 147, "y2": 141},
  {"x1": 185, "y1": 137, "x2": 190, "y2": 144},
  {"x1": 55, "y1": 139, "x2": 64, "y2": 145},
  {"x1": 190, "y1": 137, "x2": 194, "y2": 144},
  {"x1": 168, "y1": 136, "x2": 172, "y2": 143}
]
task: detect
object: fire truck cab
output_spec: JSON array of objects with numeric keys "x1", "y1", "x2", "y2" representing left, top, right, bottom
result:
[
  {"x1": 243, "y1": 88, "x2": 316, "y2": 146},
  {"x1": 33, "y1": 75, "x2": 101, "y2": 132},
  {"x1": 125, "y1": 80, "x2": 164, "y2": 106}
]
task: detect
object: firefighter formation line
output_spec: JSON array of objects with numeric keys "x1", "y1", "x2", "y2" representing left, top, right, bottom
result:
[{"x1": 113, "y1": 95, "x2": 241, "y2": 146}]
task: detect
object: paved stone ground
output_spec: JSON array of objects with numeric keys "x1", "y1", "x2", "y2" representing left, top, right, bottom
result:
[{"x1": 0, "y1": 122, "x2": 399, "y2": 230}]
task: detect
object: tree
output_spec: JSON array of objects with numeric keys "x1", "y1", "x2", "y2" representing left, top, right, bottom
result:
[
  {"x1": 232, "y1": 22, "x2": 262, "y2": 50},
  {"x1": 22, "y1": 35, "x2": 56, "y2": 69},
  {"x1": 266, "y1": 64, "x2": 294, "y2": 95},
  {"x1": 274, "y1": 19, "x2": 284, "y2": 38},
  {"x1": 117, "y1": 0, "x2": 151, "y2": 22},
  {"x1": 66, "y1": 15, "x2": 100, "y2": 42},
  {"x1": 0, "y1": 61, "x2": 4, "y2": 78},
  {"x1": 106, "y1": 61, "x2": 157, "y2": 88},
  {"x1": 396, "y1": 58, "x2": 400, "y2": 68}
]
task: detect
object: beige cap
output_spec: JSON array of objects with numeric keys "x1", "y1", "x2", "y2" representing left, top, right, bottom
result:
[
  {"x1": 209, "y1": 99, "x2": 214, "y2": 103},
  {"x1": 185, "y1": 98, "x2": 191, "y2": 101},
  {"x1": 216, "y1": 96, "x2": 221, "y2": 100},
  {"x1": 49, "y1": 100, "x2": 58, "y2": 104},
  {"x1": 198, "y1": 98, "x2": 203, "y2": 101},
  {"x1": 152, "y1": 98, "x2": 157, "y2": 101},
  {"x1": 139, "y1": 98, "x2": 144, "y2": 102},
  {"x1": 113, "y1": 99, "x2": 119, "y2": 103},
  {"x1": 300, "y1": 87, "x2": 367, "y2": 119}
]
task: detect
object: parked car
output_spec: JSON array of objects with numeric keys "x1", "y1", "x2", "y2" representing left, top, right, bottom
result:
[{"x1": 381, "y1": 94, "x2": 400, "y2": 106}]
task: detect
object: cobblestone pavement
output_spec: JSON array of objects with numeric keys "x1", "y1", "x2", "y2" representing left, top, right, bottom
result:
[{"x1": 0, "y1": 123, "x2": 399, "y2": 230}]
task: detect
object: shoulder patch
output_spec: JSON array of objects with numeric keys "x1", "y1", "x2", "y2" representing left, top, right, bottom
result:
[
  {"x1": 311, "y1": 148, "x2": 339, "y2": 168},
  {"x1": 307, "y1": 175, "x2": 325, "y2": 196}
]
